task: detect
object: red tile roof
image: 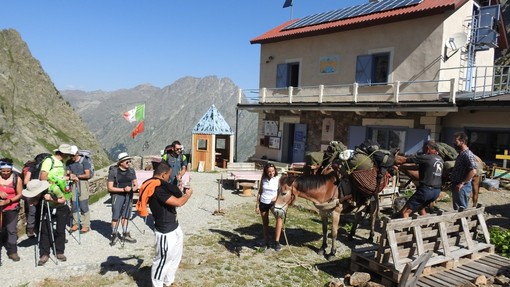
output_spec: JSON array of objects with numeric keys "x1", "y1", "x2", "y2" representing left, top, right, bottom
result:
[{"x1": 251, "y1": 0, "x2": 468, "y2": 44}]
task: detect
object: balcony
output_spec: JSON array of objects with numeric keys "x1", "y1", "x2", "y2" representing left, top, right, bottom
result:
[{"x1": 237, "y1": 66, "x2": 510, "y2": 112}]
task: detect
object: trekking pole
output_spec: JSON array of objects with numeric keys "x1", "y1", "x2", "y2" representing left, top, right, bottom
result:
[
  {"x1": 127, "y1": 184, "x2": 144, "y2": 235},
  {"x1": 76, "y1": 182, "x2": 81, "y2": 244},
  {"x1": 46, "y1": 200, "x2": 58, "y2": 265},
  {"x1": 35, "y1": 200, "x2": 44, "y2": 267}
]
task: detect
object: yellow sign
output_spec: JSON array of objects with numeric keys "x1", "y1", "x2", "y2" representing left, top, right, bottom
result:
[{"x1": 495, "y1": 149, "x2": 510, "y2": 160}]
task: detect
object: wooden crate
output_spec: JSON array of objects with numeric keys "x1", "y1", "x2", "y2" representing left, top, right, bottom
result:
[{"x1": 350, "y1": 205, "x2": 496, "y2": 286}]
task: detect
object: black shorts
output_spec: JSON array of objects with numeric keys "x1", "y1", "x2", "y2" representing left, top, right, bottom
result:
[{"x1": 259, "y1": 202, "x2": 274, "y2": 212}]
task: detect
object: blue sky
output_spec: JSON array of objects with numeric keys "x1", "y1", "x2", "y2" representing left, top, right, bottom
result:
[{"x1": 1, "y1": 0, "x2": 364, "y2": 92}]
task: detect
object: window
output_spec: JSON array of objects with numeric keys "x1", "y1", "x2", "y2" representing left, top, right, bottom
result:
[
  {"x1": 276, "y1": 62, "x2": 300, "y2": 88},
  {"x1": 197, "y1": 139, "x2": 208, "y2": 151},
  {"x1": 355, "y1": 52, "x2": 390, "y2": 85},
  {"x1": 369, "y1": 127, "x2": 406, "y2": 151}
]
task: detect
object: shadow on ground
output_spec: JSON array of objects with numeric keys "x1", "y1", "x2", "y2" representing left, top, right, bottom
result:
[{"x1": 99, "y1": 255, "x2": 152, "y2": 287}]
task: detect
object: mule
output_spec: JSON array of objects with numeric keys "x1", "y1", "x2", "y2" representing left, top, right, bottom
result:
[{"x1": 274, "y1": 172, "x2": 342, "y2": 260}]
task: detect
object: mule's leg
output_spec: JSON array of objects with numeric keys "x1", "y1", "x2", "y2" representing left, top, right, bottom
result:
[
  {"x1": 349, "y1": 207, "x2": 363, "y2": 240},
  {"x1": 326, "y1": 207, "x2": 341, "y2": 260},
  {"x1": 317, "y1": 212, "x2": 328, "y2": 256},
  {"x1": 472, "y1": 175, "x2": 480, "y2": 207},
  {"x1": 368, "y1": 198, "x2": 379, "y2": 242}
]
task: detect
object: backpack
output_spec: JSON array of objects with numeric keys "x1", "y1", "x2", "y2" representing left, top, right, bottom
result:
[
  {"x1": 21, "y1": 160, "x2": 35, "y2": 186},
  {"x1": 30, "y1": 153, "x2": 53, "y2": 180},
  {"x1": 78, "y1": 150, "x2": 95, "y2": 178}
]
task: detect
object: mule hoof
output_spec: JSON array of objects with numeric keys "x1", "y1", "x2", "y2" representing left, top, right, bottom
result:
[
  {"x1": 316, "y1": 249, "x2": 326, "y2": 256},
  {"x1": 325, "y1": 253, "x2": 336, "y2": 261}
]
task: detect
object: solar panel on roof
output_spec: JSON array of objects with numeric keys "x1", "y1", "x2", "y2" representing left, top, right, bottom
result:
[{"x1": 283, "y1": 0, "x2": 422, "y2": 30}]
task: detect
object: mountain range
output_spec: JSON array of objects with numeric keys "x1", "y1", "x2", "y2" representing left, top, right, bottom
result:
[{"x1": 61, "y1": 76, "x2": 257, "y2": 162}]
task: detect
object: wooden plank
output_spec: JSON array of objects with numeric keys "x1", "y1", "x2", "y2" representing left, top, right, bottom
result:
[
  {"x1": 423, "y1": 273, "x2": 460, "y2": 287},
  {"x1": 465, "y1": 260, "x2": 502, "y2": 275},
  {"x1": 457, "y1": 265, "x2": 494, "y2": 278},
  {"x1": 387, "y1": 230, "x2": 402, "y2": 270},
  {"x1": 481, "y1": 254, "x2": 510, "y2": 267},
  {"x1": 460, "y1": 217, "x2": 475, "y2": 250},
  {"x1": 418, "y1": 276, "x2": 448, "y2": 287},
  {"x1": 443, "y1": 269, "x2": 475, "y2": 281},
  {"x1": 438, "y1": 221, "x2": 451, "y2": 257}
]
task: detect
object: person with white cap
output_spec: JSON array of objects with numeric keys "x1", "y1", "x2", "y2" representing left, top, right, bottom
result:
[
  {"x1": 37, "y1": 143, "x2": 75, "y2": 266},
  {"x1": 66, "y1": 145, "x2": 92, "y2": 233},
  {"x1": 0, "y1": 158, "x2": 23, "y2": 262},
  {"x1": 107, "y1": 152, "x2": 138, "y2": 245}
]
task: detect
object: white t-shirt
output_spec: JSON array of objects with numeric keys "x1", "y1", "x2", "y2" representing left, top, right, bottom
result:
[{"x1": 260, "y1": 176, "x2": 280, "y2": 204}]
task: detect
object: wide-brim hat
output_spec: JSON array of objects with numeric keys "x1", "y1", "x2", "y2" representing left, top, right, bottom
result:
[
  {"x1": 117, "y1": 152, "x2": 132, "y2": 163},
  {"x1": 56, "y1": 144, "x2": 73, "y2": 155},
  {"x1": 22, "y1": 179, "x2": 49, "y2": 198}
]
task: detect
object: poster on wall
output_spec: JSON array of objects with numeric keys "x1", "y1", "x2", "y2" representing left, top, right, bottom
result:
[
  {"x1": 264, "y1": 120, "x2": 278, "y2": 136},
  {"x1": 319, "y1": 56, "x2": 339, "y2": 74},
  {"x1": 268, "y1": 137, "x2": 281, "y2": 149}
]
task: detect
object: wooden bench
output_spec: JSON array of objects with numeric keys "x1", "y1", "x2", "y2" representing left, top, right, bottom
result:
[{"x1": 350, "y1": 205, "x2": 509, "y2": 286}]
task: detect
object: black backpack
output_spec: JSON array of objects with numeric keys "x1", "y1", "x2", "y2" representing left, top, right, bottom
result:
[{"x1": 30, "y1": 153, "x2": 53, "y2": 180}]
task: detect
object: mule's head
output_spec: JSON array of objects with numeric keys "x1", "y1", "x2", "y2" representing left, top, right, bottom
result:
[{"x1": 273, "y1": 174, "x2": 297, "y2": 218}]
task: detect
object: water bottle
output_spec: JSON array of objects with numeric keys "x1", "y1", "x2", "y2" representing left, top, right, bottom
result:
[{"x1": 65, "y1": 181, "x2": 70, "y2": 193}]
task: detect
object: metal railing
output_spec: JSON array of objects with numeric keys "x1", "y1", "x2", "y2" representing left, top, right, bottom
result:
[{"x1": 238, "y1": 66, "x2": 510, "y2": 105}]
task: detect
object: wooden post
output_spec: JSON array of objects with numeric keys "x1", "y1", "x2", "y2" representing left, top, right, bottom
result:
[{"x1": 495, "y1": 149, "x2": 510, "y2": 168}]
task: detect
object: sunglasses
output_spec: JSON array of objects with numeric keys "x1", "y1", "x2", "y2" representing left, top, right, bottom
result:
[
  {"x1": 123, "y1": 160, "x2": 131, "y2": 164},
  {"x1": 175, "y1": 148, "x2": 183, "y2": 151}
]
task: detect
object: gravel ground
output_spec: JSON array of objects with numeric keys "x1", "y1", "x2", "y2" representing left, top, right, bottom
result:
[{"x1": 1, "y1": 171, "x2": 253, "y2": 287}]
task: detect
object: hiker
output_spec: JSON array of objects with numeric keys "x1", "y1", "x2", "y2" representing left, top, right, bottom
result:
[
  {"x1": 137, "y1": 162, "x2": 192, "y2": 287},
  {"x1": 0, "y1": 158, "x2": 23, "y2": 262},
  {"x1": 397, "y1": 141, "x2": 444, "y2": 218},
  {"x1": 66, "y1": 145, "x2": 91, "y2": 233},
  {"x1": 23, "y1": 153, "x2": 51, "y2": 238},
  {"x1": 38, "y1": 144, "x2": 74, "y2": 265},
  {"x1": 450, "y1": 132, "x2": 478, "y2": 210},
  {"x1": 107, "y1": 152, "x2": 138, "y2": 244},
  {"x1": 162, "y1": 141, "x2": 187, "y2": 186},
  {"x1": 255, "y1": 163, "x2": 283, "y2": 251}
]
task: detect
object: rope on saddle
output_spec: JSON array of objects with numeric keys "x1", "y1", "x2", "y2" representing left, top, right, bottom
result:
[
  {"x1": 313, "y1": 198, "x2": 339, "y2": 211},
  {"x1": 350, "y1": 167, "x2": 389, "y2": 196}
]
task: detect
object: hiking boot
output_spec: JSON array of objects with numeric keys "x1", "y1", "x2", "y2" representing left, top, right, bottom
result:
[
  {"x1": 38, "y1": 255, "x2": 49, "y2": 266},
  {"x1": 26, "y1": 228, "x2": 36, "y2": 238},
  {"x1": 70, "y1": 225, "x2": 79, "y2": 232},
  {"x1": 80, "y1": 227, "x2": 90, "y2": 233},
  {"x1": 8, "y1": 253, "x2": 20, "y2": 262},
  {"x1": 275, "y1": 242, "x2": 282, "y2": 252},
  {"x1": 56, "y1": 254, "x2": 67, "y2": 262},
  {"x1": 123, "y1": 232, "x2": 137, "y2": 243},
  {"x1": 110, "y1": 233, "x2": 119, "y2": 246}
]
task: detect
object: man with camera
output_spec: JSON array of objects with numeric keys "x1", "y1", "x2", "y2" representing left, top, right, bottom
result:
[
  {"x1": 162, "y1": 141, "x2": 187, "y2": 186},
  {"x1": 137, "y1": 162, "x2": 192, "y2": 287}
]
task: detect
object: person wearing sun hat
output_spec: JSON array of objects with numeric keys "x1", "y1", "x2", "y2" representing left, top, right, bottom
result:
[
  {"x1": 37, "y1": 143, "x2": 76, "y2": 266},
  {"x1": 66, "y1": 145, "x2": 92, "y2": 233},
  {"x1": 0, "y1": 158, "x2": 23, "y2": 262},
  {"x1": 107, "y1": 152, "x2": 138, "y2": 245}
]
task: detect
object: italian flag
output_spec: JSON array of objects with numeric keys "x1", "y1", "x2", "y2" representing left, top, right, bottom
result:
[{"x1": 123, "y1": 104, "x2": 145, "y2": 123}]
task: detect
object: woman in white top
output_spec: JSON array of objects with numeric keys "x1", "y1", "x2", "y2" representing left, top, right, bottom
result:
[{"x1": 255, "y1": 163, "x2": 283, "y2": 251}]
